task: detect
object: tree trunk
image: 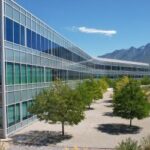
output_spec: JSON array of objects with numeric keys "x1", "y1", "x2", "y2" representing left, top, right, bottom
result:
[
  {"x1": 62, "y1": 122, "x2": 65, "y2": 136},
  {"x1": 130, "y1": 119, "x2": 132, "y2": 127}
]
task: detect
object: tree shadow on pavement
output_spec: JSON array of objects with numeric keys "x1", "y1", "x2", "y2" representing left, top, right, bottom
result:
[
  {"x1": 103, "y1": 112, "x2": 115, "y2": 117},
  {"x1": 86, "y1": 107, "x2": 95, "y2": 111},
  {"x1": 96, "y1": 123, "x2": 142, "y2": 135},
  {"x1": 11, "y1": 131, "x2": 72, "y2": 146},
  {"x1": 103, "y1": 100, "x2": 112, "y2": 104},
  {"x1": 104, "y1": 104, "x2": 113, "y2": 108}
]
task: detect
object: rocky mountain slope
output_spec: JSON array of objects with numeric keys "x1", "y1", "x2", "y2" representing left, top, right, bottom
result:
[{"x1": 100, "y1": 43, "x2": 150, "y2": 64}]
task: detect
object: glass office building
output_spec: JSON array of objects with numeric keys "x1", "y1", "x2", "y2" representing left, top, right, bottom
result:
[{"x1": 0, "y1": 0, "x2": 150, "y2": 138}]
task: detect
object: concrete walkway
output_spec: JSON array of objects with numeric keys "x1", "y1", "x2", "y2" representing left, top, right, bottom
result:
[{"x1": 7, "y1": 89, "x2": 150, "y2": 149}]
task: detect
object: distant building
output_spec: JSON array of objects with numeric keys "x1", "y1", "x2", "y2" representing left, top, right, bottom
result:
[{"x1": 0, "y1": 0, "x2": 149, "y2": 138}]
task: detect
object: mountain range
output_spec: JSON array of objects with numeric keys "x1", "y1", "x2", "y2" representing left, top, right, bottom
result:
[{"x1": 99, "y1": 43, "x2": 150, "y2": 64}]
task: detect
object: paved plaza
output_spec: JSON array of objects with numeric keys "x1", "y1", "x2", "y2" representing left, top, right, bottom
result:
[{"x1": 6, "y1": 89, "x2": 150, "y2": 150}]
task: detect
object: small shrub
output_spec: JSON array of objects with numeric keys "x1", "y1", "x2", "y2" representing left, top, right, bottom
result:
[
  {"x1": 116, "y1": 138, "x2": 141, "y2": 150},
  {"x1": 141, "y1": 135, "x2": 150, "y2": 150}
]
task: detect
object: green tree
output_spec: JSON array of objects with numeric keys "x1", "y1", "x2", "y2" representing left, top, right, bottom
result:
[
  {"x1": 89, "y1": 79, "x2": 103, "y2": 101},
  {"x1": 93, "y1": 79, "x2": 103, "y2": 100},
  {"x1": 76, "y1": 78, "x2": 103, "y2": 109},
  {"x1": 141, "y1": 76, "x2": 150, "y2": 85},
  {"x1": 30, "y1": 80, "x2": 85, "y2": 136},
  {"x1": 101, "y1": 77, "x2": 114, "y2": 88},
  {"x1": 113, "y1": 79, "x2": 150, "y2": 127},
  {"x1": 76, "y1": 79, "x2": 94, "y2": 109},
  {"x1": 114, "y1": 76, "x2": 129, "y2": 95},
  {"x1": 98, "y1": 78, "x2": 109, "y2": 93}
]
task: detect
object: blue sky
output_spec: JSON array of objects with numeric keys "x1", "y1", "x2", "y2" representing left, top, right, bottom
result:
[{"x1": 16, "y1": 0, "x2": 150, "y2": 56}]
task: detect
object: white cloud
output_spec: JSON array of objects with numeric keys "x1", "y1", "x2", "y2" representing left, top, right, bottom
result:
[{"x1": 77, "y1": 26, "x2": 117, "y2": 36}]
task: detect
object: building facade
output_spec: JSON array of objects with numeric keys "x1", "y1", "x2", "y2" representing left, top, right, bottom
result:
[{"x1": 0, "y1": 0, "x2": 150, "y2": 138}]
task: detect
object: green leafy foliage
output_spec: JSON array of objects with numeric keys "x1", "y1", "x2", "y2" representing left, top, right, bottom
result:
[
  {"x1": 76, "y1": 79, "x2": 103, "y2": 109},
  {"x1": 141, "y1": 76, "x2": 150, "y2": 85},
  {"x1": 30, "y1": 80, "x2": 85, "y2": 135},
  {"x1": 91, "y1": 79, "x2": 103, "y2": 101},
  {"x1": 114, "y1": 76, "x2": 129, "y2": 95},
  {"x1": 142, "y1": 86, "x2": 150, "y2": 103},
  {"x1": 30, "y1": 77, "x2": 108, "y2": 135},
  {"x1": 76, "y1": 80, "x2": 93, "y2": 108},
  {"x1": 116, "y1": 138, "x2": 141, "y2": 150},
  {"x1": 101, "y1": 77, "x2": 114, "y2": 88},
  {"x1": 113, "y1": 78, "x2": 150, "y2": 126},
  {"x1": 116, "y1": 136, "x2": 150, "y2": 150},
  {"x1": 98, "y1": 78, "x2": 109, "y2": 93}
]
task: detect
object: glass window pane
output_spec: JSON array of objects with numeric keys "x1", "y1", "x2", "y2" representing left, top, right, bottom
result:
[
  {"x1": 7, "y1": 92, "x2": 15, "y2": 105},
  {"x1": 27, "y1": 29, "x2": 31, "y2": 48},
  {"x1": 21, "y1": 25, "x2": 25, "y2": 46},
  {"x1": 27, "y1": 65, "x2": 32, "y2": 83},
  {"x1": 15, "y1": 104, "x2": 20, "y2": 123},
  {"x1": 48, "y1": 40, "x2": 51, "y2": 54},
  {"x1": 20, "y1": 52, "x2": 26, "y2": 63},
  {"x1": 32, "y1": 66, "x2": 36, "y2": 83},
  {"x1": 20, "y1": 13, "x2": 26, "y2": 25},
  {"x1": 14, "y1": 50, "x2": 20, "y2": 62},
  {"x1": 41, "y1": 68, "x2": 44, "y2": 82},
  {"x1": 22, "y1": 102, "x2": 27, "y2": 120},
  {"x1": 37, "y1": 34, "x2": 41, "y2": 51},
  {"x1": 32, "y1": 20, "x2": 36, "y2": 31},
  {"x1": 7, "y1": 105, "x2": 15, "y2": 127},
  {"x1": 13, "y1": 9, "x2": 20, "y2": 22},
  {"x1": 44, "y1": 38, "x2": 48, "y2": 53},
  {"x1": 46, "y1": 68, "x2": 52, "y2": 82},
  {"x1": 14, "y1": 22, "x2": 20, "y2": 44},
  {"x1": 27, "y1": 100, "x2": 33, "y2": 117},
  {"x1": 14, "y1": 91, "x2": 21, "y2": 103},
  {"x1": 46, "y1": 68, "x2": 48, "y2": 82},
  {"x1": 5, "y1": 17, "x2": 13, "y2": 42},
  {"x1": 37, "y1": 67, "x2": 41, "y2": 82},
  {"x1": 41, "y1": 36, "x2": 44, "y2": 52},
  {"x1": 0, "y1": 107, "x2": 2, "y2": 128},
  {"x1": 14, "y1": 64, "x2": 20, "y2": 84},
  {"x1": 52, "y1": 42, "x2": 56, "y2": 56},
  {"x1": 6, "y1": 63, "x2": 14, "y2": 85},
  {"x1": 26, "y1": 17, "x2": 31, "y2": 28},
  {"x1": 32, "y1": 31, "x2": 36, "y2": 49},
  {"x1": 5, "y1": 4, "x2": 13, "y2": 18},
  {"x1": 21, "y1": 65, "x2": 27, "y2": 84},
  {"x1": 21, "y1": 90, "x2": 27, "y2": 101},
  {"x1": 49, "y1": 69, "x2": 52, "y2": 81},
  {"x1": 48, "y1": 68, "x2": 51, "y2": 82},
  {"x1": 6, "y1": 49, "x2": 14, "y2": 61}
]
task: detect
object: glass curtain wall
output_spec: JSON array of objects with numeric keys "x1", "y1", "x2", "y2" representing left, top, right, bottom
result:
[
  {"x1": 0, "y1": 0, "x2": 3, "y2": 130},
  {"x1": 2, "y1": 0, "x2": 150, "y2": 138}
]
